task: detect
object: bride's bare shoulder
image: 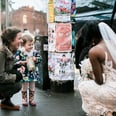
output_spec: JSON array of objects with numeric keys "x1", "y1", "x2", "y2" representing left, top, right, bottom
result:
[{"x1": 89, "y1": 45, "x2": 105, "y2": 60}]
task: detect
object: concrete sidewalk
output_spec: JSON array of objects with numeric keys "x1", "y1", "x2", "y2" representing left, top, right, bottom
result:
[
  {"x1": 0, "y1": 88, "x2": 86, "y2": 116},
  {"x1": 0, "y1": 68, "x2": 86, "y2": 116}
]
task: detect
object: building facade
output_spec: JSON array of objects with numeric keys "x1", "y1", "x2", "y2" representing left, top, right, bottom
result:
[{"x1": 2, "y1": 6, "x2": 48, "y2": 35}]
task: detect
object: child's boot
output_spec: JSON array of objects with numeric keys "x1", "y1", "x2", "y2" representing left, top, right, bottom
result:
[
  {"x1": 22, "y1": 91, "x2": 28, "y2": 106},
  {"x1": 29, "y1": 90, "x2": 36, "y2": 106}
]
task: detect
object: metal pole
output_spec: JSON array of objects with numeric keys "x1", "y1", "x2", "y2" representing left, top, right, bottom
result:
[
  {"x1": 0, "y1": 0, "x2": 2, "y2": 47},
  {"x1": 5, "y1": 0, "x2": 9, "y2": 28},
  {"x1": 0, "y1": 0, "x2": 1, "y2": 34}
]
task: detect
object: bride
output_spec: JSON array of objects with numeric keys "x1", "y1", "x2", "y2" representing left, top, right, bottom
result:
[{"x1": 78, "y1": 21, "x2": 116, "y2": 116}]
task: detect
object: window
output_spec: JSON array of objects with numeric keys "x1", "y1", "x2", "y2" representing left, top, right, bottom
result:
[{"x1": 72, "y1": 0, "x2": 116, "y2": 21}]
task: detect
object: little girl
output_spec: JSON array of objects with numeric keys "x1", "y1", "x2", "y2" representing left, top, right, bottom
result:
[{"x1": 15, "y1": 33, "x2": 41, "y2": 106}]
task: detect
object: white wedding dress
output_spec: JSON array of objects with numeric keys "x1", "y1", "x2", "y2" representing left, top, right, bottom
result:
[{"x1": 78, "y1": 52, "x2": 116, "y2": 116}]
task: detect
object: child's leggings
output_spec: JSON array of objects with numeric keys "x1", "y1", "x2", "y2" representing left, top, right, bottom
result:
[{"x1": 22, "y1": 82, "x2": 35, "y2": 91}]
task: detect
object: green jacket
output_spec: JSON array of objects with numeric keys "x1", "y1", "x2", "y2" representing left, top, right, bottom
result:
[{"x1": 0, "y1": 45, "x2": 16, "y2": 84}]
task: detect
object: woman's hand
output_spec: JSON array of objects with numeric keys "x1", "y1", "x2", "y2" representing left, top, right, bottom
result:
[{"x1": 19, "y1": 61, "x2": 27, "y2": 65}]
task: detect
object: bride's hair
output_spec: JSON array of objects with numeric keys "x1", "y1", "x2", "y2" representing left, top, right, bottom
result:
[
  {"x1": 84, "y1": 21, "x2": 102, "y2": 44},
  {"x1": 75, "y1": 20, "x2": 102, "y2": 69}
]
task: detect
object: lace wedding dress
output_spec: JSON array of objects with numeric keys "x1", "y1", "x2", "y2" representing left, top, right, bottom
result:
[{"x1": 78, "y1": 52, "x2": 116, "y2": 116}]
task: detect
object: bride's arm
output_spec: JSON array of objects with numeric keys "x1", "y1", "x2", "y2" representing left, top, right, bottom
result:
[{"x1": 88, "y1": 47, "x2": 104, "y2": 85}]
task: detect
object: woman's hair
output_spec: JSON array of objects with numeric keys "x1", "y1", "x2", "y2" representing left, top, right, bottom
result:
[
  {"x1": 22, "y1": 34, "x2": 34, "y2": 46},
  {"x1": 75, "y1": 20, "x2": 102, "y2": 68},
  {"x1": 1, "y1": 26, "x2": 21, "y2": 46},
  {"x1": 85, "y1": 21, "x2": 102, "y2": 43}
]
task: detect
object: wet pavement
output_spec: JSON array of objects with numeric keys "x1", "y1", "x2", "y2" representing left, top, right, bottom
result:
[{"x1": 0, "y1": 69, "x2": 86, "y2": 116}]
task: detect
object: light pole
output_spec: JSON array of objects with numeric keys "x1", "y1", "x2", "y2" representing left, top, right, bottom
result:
[
  {"x1": 0, "y1": 0, "x2": 2, "y2": 47},
  {"x1": 0, "y1": 0, "x2": 1, "y2": 34},
  {"x1": 5, "y1": 0, "x2": 9, "y2": 28}
]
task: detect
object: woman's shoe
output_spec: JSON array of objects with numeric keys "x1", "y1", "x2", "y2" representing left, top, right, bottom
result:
[
  {"x1": 0, "y1": 98, "x2": 20, "y2": 110},
  {"x1": 0, "y1": 103, "x2": 20, "y2": 110}
]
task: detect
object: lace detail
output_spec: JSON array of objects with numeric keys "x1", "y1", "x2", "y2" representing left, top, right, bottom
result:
[
  {"x1": 78, "y1": 52, "x2": 116, "y2": 115},
  {"x1": 103, "y1": 52, "x2": 116, "y2": 82}
]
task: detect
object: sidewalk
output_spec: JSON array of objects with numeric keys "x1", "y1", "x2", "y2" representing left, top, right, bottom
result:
[
  {"x1": 0, "y1": 69, "x2": 86, "y2": 116},
  {"x1": 0, "y1": 89, "x2": 86, "y2": 116}
]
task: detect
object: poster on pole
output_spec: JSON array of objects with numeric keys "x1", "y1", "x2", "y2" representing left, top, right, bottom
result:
[
  {"x1": 48, "y1": 52, "x2": 75, "y2": 81},
  {"x1": 48, "y1": 23, "x2": 56, "y2": 52},
  {"x1": 54, "y1": 0, "x2": 71, "y2": 22},
  {"x1": 56, "y1": 23, "x2": 72, "y2": 52},
  {"x1": 48, "y1": 52, "x2": 56, "y2": 80}
]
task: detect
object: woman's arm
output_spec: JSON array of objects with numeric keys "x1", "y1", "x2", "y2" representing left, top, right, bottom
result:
[
  {"x1": 88, "y1": 47, "x2": 104, "y2": 85},
  {"x1": 0, "y1": 52, "x2": 16, "y2": 83}
]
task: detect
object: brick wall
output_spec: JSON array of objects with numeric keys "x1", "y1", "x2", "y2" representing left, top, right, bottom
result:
[{"x1": 2, "y1": 6, "x2": 48, "y2": 36}]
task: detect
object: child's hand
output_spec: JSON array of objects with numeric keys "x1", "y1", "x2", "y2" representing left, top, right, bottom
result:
[
  {"x1": 17, "y1": 66, "x2": 25, "y2": 73},
  {"x1": 32, "y1": 56, "x2": 37, "y2": 62}
]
